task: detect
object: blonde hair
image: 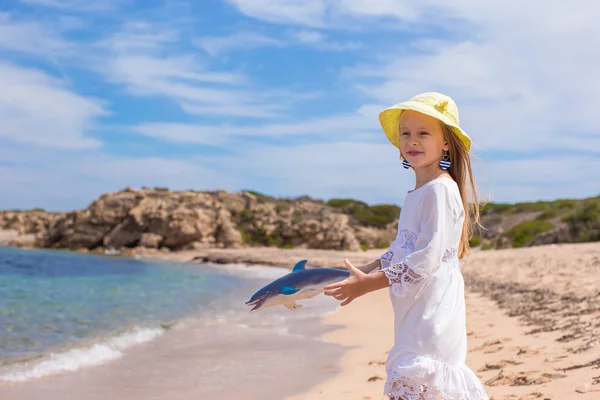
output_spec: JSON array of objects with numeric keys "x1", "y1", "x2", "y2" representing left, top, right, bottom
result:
[{"x1": 441, "y1": 123, "x2": 482, "y2": 259}]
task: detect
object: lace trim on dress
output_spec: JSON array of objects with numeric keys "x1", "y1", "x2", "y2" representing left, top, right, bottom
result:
[
  {"x1": 381, "y1": 229, "x2": 420, "y2": 298},
  {"x1": 388, "y1": 375, "x2": 487, "y2": 400},
  {"x1": 442, "y1": 248, "x2": 459, "y2": 270},
  {"x1": 383, "y1": 262, "x2": 425, "y2": 299},
  {"x1": 379, "y1": 228, "x2": 418, "y2": 272},
  {"x1": 383, "y1": 248, "x2": 459, "y2": 299},
  {"x1": 379, "y1": 249, "x2": 394, "y2": 270},
  {"x1": 398, "y1": 229, "x2": 418, "y2": 251}
]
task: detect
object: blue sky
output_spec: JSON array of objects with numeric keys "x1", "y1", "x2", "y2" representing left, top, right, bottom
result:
[{"x1": 1, "y1": 0, "x2": 599, "y2": 211}]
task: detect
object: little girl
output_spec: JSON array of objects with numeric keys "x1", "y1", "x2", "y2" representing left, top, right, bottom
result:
[{"x1": 324, "y1": 92, "x2": 489, "y2": 400}]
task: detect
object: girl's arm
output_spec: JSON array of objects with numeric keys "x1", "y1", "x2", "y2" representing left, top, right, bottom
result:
[
  {"x1": 358, "y1": 259, "x2": 381, "y2": 274},
  {"x1": 324, "y1": 259, "x2": 390, "y2": 306},
  {"x1": 363, "y1": 269, "x2": 391, "y2": 293}
]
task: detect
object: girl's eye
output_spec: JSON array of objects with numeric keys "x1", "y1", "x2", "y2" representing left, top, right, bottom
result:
[
  {"x1": 401, "y1": 132, "x2": 410, "y2": 136},
  {"x1": 419, "y1": 131, "x2": 429, "y2": 135}
]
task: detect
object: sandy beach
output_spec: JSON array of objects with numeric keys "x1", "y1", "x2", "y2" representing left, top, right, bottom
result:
[
  {"x1": 1, "y1": 241, "x2": 599, "y2": 399},
  {"x1": 282, "y1": 242, "x2": 600, "y2": 400},
  {"x1": 154, "y1": 242, "x2": 600, "y2": 399}
]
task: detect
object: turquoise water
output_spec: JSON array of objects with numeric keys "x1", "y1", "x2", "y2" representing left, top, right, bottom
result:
[{"x1": 0, "y1": 247, "x2": 250, "y2": 366}]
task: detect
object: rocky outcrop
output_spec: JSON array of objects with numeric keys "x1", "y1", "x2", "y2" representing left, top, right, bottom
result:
[
  {"x1": 14, "y1": 187, "x2": 388, "y2": 252},
  {"x1": 39, "y1": 188, "x2": 245, "y2": 251},
  {"x1": 2, "y1": 188, "x2": 597, "y2": 253},
  {"x1": 0, "y1": 210, "x2": 65, "y2": 236}
]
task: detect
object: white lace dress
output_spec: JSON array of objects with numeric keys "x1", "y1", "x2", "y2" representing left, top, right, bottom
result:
[{"x1": 377, "y1": 177, "x2": 489, "y2": 400}]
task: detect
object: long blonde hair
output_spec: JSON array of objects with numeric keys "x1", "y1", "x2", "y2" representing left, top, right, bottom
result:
[{"x1": 441, "y1": 124, "x2": 482, "y2": 259}]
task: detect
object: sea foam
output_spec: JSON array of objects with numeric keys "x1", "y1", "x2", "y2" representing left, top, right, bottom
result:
[{"x1": 0, "y1": 327, "x2": 164, "y2": 383}]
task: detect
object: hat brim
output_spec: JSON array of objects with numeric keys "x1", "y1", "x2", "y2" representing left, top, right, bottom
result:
[{"x1": 379, "y1": 101, "x2": 472, "y2": 151}]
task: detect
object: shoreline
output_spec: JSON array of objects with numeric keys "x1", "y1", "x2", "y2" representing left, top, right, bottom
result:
[
  {"x1": 0, "y1": 247, "x2": 351, "y2": 400},
  {"x1": 1, "y1": 240, "x2": 599, "y2": 399}
]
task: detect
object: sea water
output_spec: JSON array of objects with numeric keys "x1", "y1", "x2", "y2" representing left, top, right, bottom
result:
[{"x1": 0, "y1": 246, "x2": 344, "y2": 395}]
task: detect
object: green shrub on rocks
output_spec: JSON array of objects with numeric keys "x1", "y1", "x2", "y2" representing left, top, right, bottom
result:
[
  {"x1": 375, "y1": 241, "x2": 390, "y2": 249},
  {"x1": 564, "y1": 197, "x2": 600, "y2": 242},
  {"x1": 481, "y1": 241, "x2": 494, "y2": 250},
  {"x1": 512, "y1": 201, "x2": 552, "y2": 213},
  {"x1": 326, "y1": 198, "x2": 369, "y2": 212},
  {"x1": 327, "y1": 198, "x2": 400, "y2": 229},
  {"x1": 469, "y1": 235, "x2": 482, "y2": 247},
  {"x1": 480, "y1": 203, "x2": 512, "y2": 216},
  {"x1": 504, "y1": 220, "x2": 554, "y2": 248},
  {"x1": 536, "y1": 209, "x2": 558, "y2": 220}
]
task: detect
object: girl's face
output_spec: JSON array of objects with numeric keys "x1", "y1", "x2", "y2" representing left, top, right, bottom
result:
[{"x1": 399, "y1": 110, "x2": 448, "y2": 170}]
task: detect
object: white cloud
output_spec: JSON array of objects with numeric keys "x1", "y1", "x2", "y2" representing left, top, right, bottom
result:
[
  {"x1": 97, "y1": 23, "x2": 311, "y2": 119},
  {"x1": 0, "y1": 15, "x2": 72, "y2": 57},
  {"x1": 481, "y1": 154, "x2": 600, "y2": 203},
  {"x1": 180, "y1": 103, "x2": 284, "y2": 119},
  {"x1": 133, "y1": 123, "x2": 229, "y2": 146},
  {"x1": 208, "y1": 141, "x2": 404, "y2": 203},
  {"x1": 226, "y1": 0, "x2": 457, "y2": 30},
  {"x1": 294, "y1": 30, "x2": 324, "y2": 43},
  {"x1": 195, "y1": 32, "x2": 284, "y2": 56},
  {"x1": 335, "y1": 0, "x2": 423, "y2": 22},
  {"x1": 105, "y1": 54, "x2": 265, "y2": 111},
  {"x1": 107, "y1": 54, "x2": 243, "y2": 92},
  {"x1": 132, "y1": 104, "x2": 382, "y2": 144},
  {"x1": 292, "y1": 29, "x2": 361, "y2": 51},
  {"x1": 0, "y1": 147, "x2": 242, "y2": 211},
  {"x1": 333, "y1": 2, "x2": 600, "y2": 153},
  {"x1": 19, "y1": 0, "x2": 118, "y2": 11},
  {"x1": 225, "y1": 0, "x2": 327, "y2": 27},
  {"x1": 0, "y1": 63, "x2": 107, "y2": 149},
  {"x1": 196, "y1": 29, "x2": 361, "y2": 57},
  {"x1": 97, "y1": 23, "x2": 180, "y2": 53}
]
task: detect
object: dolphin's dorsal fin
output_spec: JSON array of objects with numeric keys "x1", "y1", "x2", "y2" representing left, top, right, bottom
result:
[
  {"x1": 292, "y1": 260, "x2": 308, "y2": 272},
  {"x1": 281, "y1": 286, "x2": 300, "y2": 295}
]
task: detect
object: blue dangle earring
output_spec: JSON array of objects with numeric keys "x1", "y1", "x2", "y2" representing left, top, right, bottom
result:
[
  {"x1": 400, "y1": 150, "x2": 411, "y2": 169},
  {"x1": 440, "y1": 151, "x2": 451, "y2": 170}
]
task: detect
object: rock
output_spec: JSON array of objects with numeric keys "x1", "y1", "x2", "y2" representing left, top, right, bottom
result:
[
  {"x1": 355, "y1": 226, "x2": 395, "y2": 249},
  {"x1": 103, "y1": 216, "x2": 143, "y2": 249},
  {"x1": 215, "y1": 209, "x2": 243, "y2": 248},
  {"x1": 529, "y1": 223, "x2": 571, "y2": 246},
  {"x1": 139, "y1": 233, "x2": 163, "y2": 249},
  {"x1": 0, "y1": 210, "x2": 64, "y2": 237}
]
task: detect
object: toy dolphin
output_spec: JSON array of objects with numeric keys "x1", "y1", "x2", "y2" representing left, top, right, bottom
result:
[{"x1": 245, "y1": 260, "x2": 350, "y2": 313}]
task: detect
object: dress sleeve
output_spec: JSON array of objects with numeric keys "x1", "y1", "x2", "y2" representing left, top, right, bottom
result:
[
  {"x1": 382, "y1": 183, "x2": 457, "y2": 299},
  {"x1": 377, "y1": 244, "x2": 395, "y2": 270}
]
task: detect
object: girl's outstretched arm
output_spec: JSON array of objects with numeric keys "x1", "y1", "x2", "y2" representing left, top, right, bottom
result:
[
  {"x1": 358, "y1": 259, "x2": 382, "y2": 274},
  {"x1": 323, "y1": 259, "x2": 390, "y2": 306}
]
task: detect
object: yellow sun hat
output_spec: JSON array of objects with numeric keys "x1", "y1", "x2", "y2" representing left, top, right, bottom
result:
[{"x1": 378, "y1": 92, "x2": 472, "y2": 152}]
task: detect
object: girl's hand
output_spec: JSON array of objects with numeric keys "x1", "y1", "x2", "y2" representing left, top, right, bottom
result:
[{"x1": 323, "y1": 258, "x2": 369, "y2": 306}]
